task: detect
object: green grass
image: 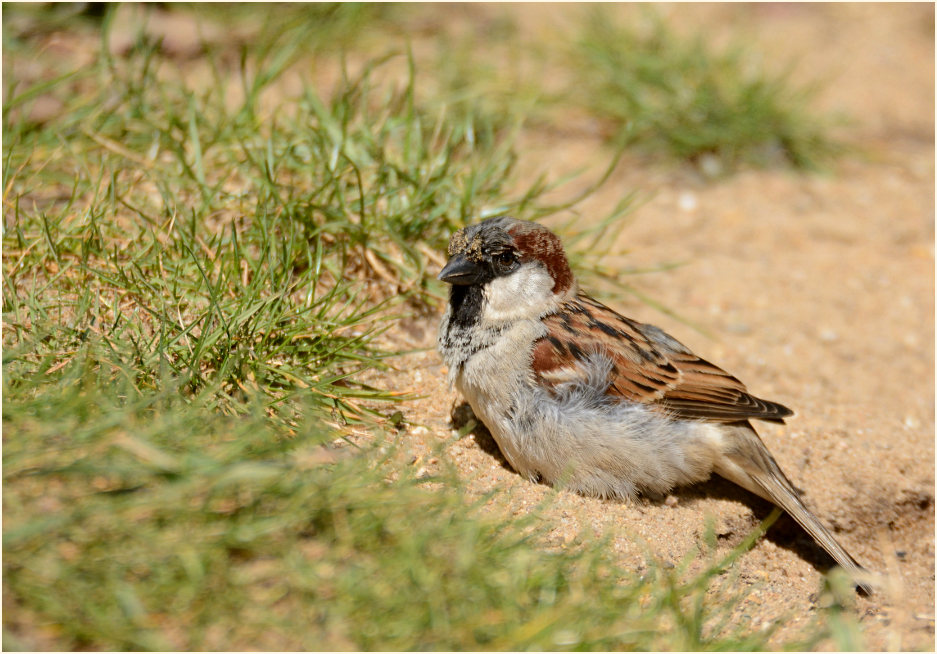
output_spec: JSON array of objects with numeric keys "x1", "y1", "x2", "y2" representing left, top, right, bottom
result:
[
  {"x1": 572, "y1": 8, "x2": 844, "y2": 172},
  {"x1": 2, "y1": 365, "x2": 855, "y2": 650},
  {"x1": 3, "y1": 5, "x2": 861, "y2": 651}
]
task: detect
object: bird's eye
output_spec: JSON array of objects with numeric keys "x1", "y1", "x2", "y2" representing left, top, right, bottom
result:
[{"x1": 495, "y1": 251, "x2": 514, "y2": 266}]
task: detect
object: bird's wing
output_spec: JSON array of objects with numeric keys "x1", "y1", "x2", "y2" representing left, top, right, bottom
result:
[{"x1": 531, "y1": 294, "x2": 793, "y2": 423}]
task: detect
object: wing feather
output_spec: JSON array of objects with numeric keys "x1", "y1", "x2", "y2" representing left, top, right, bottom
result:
[{"x1": 532, "y1": 294, "x2": 793, "y2": 423}]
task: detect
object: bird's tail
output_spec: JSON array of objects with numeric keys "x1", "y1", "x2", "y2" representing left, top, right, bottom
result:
[{"x1": 714, "y1": 423, "x2": 875, "y2": 595}]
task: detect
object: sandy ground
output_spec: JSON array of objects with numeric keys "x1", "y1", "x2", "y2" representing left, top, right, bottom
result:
[{"x1": 378, "y1": 4, "x2": 935, "y2": 650}]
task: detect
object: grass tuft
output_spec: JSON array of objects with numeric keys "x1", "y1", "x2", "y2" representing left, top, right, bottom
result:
[{"x1": 573, "y1": 8, "x2": 844, "y2": 172}]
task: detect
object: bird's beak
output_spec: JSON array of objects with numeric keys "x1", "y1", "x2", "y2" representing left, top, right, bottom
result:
[{"x1": 438, "y1": 253, "x2": 485, "y2": 285}]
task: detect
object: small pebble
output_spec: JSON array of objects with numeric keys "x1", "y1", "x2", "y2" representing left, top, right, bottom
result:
[
  {"x1": 698, "y1": 153, "x2": 724, "y2": 178},
  {"x1": 819, "y1": 328, "x2": 838, "y2": 342},
  {"x1": 678, "y1": 191, "x2": 698, "y2": 212}
]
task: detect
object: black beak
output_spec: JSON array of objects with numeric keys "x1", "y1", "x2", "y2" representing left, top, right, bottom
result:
[{"x1": 438, "y1": 253, "x2": 486, "y2": 285}]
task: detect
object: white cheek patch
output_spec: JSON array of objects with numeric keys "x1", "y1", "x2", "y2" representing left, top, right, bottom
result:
[{"x1": 483, "y1": 263, "x2": 556, "y2": 322}]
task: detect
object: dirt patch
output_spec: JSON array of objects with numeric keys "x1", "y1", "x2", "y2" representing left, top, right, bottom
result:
[{"x1": 381, "y1": 4, "x2": 934, "y2": 649}]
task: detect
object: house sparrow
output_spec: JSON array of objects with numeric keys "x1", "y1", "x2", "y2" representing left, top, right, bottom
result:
[{"x1": 437, "y1": 216, "x2": 873, "y2": 593}]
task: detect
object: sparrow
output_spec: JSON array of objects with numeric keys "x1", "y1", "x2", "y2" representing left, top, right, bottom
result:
[{"x1": 436, "y1": 216, "x2": 873, "y2": 593}]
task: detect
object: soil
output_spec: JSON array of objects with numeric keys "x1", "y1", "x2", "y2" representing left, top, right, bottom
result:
[{"x1": 377, "y1": 4, "x2": 935, "y2": 650}]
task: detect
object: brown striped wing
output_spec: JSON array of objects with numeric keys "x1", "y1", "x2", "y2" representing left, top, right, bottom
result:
[{"x1": 532, "y1": 295, "x2": 793, "y2": 423}]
